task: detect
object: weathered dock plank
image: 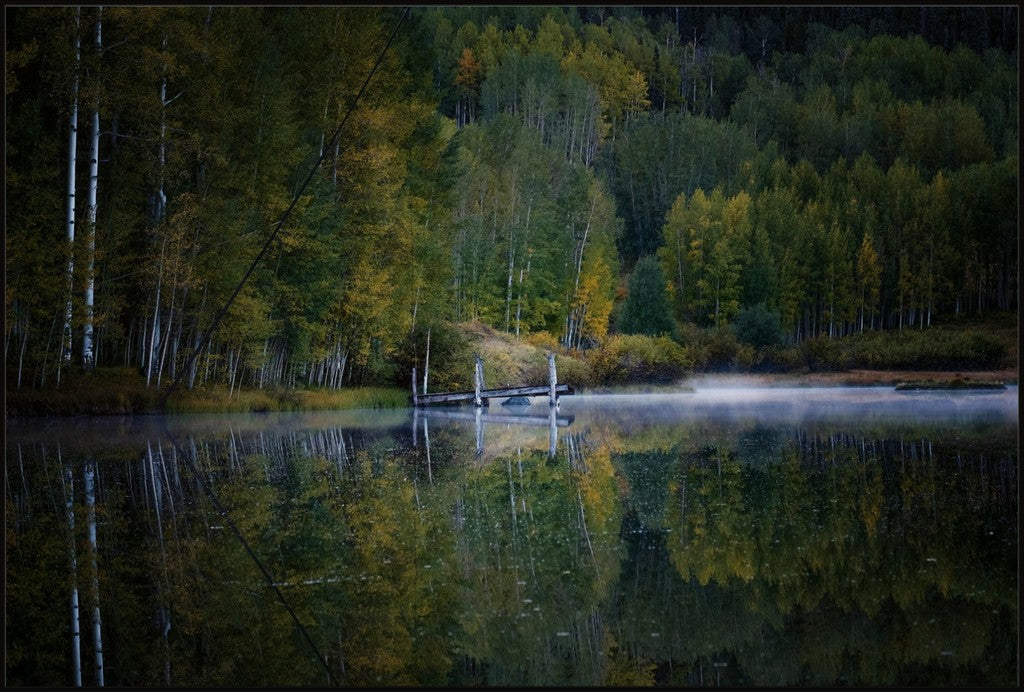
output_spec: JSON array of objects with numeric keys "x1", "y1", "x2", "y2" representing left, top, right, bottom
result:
[{"x1": 414, "y1": 383, "x2": 574, "y2": 406}]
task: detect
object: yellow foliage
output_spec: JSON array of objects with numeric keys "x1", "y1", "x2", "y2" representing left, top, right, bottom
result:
[{"x1": 455, "y1": 46, "x2": 480, "y2": 90}]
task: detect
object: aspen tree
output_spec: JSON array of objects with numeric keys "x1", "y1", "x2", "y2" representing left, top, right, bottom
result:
[
  {"x1": 60, "y1": 7, "x2": 81, "y2": 383},
  {"x1": 81, "y1": 7, "x2": 102, "y2": 369}
]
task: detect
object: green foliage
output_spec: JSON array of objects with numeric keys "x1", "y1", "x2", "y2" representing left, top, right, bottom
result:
[
  {"x1": 689, "y1": 322, "x2": 741, "y2": 371},
  {"x1": 733, "y1": 304, "x2": 785, "y2": 349},
  {"x1": 616, "y1": 256, "x2": 678, "y2": 339},
  {"x1": 799, "y1": 326, "x2": 1007, "y2": 372},
  {"x1": 589, "y1": 334, "x2": 692, "y2": 384},
  {"x1": 392, "y1": 322, "x2": 474, "y2": 393}
]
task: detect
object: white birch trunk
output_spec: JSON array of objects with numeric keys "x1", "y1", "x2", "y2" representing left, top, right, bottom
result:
[
  {"x1": 565, "y1": 196, "x2": 594, "y2": 346},
  {"x1": 82, "y1": 8, "x2": 101, "y2": 369},
  {"x1": 61, "y1": 8, "x2": 82, "y2": 376},
  {"x1": 156, "y1": 279, "x2": 176, "y2": 388},
  {"x1": 147, "y1": 38, "x2": 169, "y2": 387}
]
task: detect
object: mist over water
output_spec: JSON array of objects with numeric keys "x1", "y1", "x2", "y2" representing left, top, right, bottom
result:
[{"x1": 560, "y1": 384, "x2": 1018, "y2": 428}]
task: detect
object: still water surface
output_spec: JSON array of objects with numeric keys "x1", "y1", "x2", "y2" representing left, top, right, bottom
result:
[{"x1": 6, "y1": 387, "x2": 1018, "y2": 686}]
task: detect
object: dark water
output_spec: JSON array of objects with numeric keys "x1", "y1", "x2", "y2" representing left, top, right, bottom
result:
[{"x1": 5, "y1": 387, "x2": 1018, "y2": 687}]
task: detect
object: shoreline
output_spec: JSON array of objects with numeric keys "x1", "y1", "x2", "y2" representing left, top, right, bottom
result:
[
  {"x1": 682, "y1": 369, "x2": 1018, "y2": 389},
  {"x1": 6, "y1": 369, "x2": 1018, "y2": 418},
  {"x1": 683, "y1": 369, "x2": 1018, "y2": 388}
]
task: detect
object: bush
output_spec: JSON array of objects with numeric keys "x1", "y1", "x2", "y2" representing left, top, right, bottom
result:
[
  {"x1": 734, "y1": 343, "x2": 757, "y2": 370},
  {"x1": 794, "y1": 326, "x2": 1008, "y2": 372},
  {"x1": 524, "y1": 331, "x2": 559, "y2": 351},
  {"x1": 551, "y1": 352, "x2": 597, "y2": 389},
  {"x1": 733, "y1": 304, "x2": 785, "y2": 349},
  {"x1": 703, "y1": 323, "x2": 740, "y2": 370},
  {"x1": 800, "y1": 336, "x2": 855, "y2": 370},
  {"x1": 588, "y1": 334, "x2": 693, "y2": 385},
  {"x1": 675, "y1": 322, "x2": 740, "y2": 371}
]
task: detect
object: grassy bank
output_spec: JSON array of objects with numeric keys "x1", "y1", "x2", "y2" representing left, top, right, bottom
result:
[{"x1": 5, "y1": 367, "x2": 407, "y2": 417}]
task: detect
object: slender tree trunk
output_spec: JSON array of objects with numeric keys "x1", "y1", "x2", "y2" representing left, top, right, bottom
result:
[
  {"x1": 156, "y1": 36, "x2": 168, "y2": 224},
  {"x1": 319, "y1": 95, "x2": 329, "y2": 158},
  {"x1": 147, "y1": 444, "x2": 172, "y2": 684},
  {"x1": 61, "y1": 455, "x2": 83, "y2": 687},
  {"x1": 145, "y1": 237, "x2": 166, "y2": 387},
  {"x1": 17, "y1": 310, "x2": 29, "y2": 389},
  {"x1": 422, "y1": 327, "x2": 430, "y2": 395},
  {"x1": 61, "y1": 8, "x2": 82, "y2": 382},
  {"x1": 332, "y1": 103, "x2": 341, "y2": 186},
  {"x1": 514, "y1": 204, "x2": 532, "y2": 339},
  {"x1": 82, "y1": 8, "x2": 102, "y2": 370},
  {"x1": 675, "y1": 232, "x2": 685, "y2": 319},
  {"x1": 156, "y1": 287, "x2": 174, "y2": 389},
  {"x1": 504, "y1": 241, "x2": 515, "y2": 333},
  {"x1": 147, "y1": 38, "x2": 169, "y2": 387},
  {"x1": 565, "y1": 197, "x2": 595, "y2": 346},
  {"x1": 83, "y1": 461, "x2": 104, "y2": 685}
]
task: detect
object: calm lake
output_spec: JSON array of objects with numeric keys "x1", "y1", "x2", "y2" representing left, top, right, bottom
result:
[{"x1": 5, "y1": 386, "x2": 1018, "y2": 687}]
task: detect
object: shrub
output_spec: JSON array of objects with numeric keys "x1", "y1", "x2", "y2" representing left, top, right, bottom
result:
[
  {"x1": 800, "y1": 336, "x2": 855, "y2": 370},
  {"x1": 702, "y1": 323, "x2": 741, "y2": 371},
  {"x1": 552, "y1": 352, "x2": 597, "y2": 389},
  {"x1": 733, "y1": 304, "x2": 785, "y2": 349},
  {"x1": 588, "y1": 334, "x2": 692, "y2": 385},
  {"x1": 524, "y1": 331, "x2": 559, "y2": 351},
  {"x1": 734, "y1": 343, "x2": 757, "y2": 370}
]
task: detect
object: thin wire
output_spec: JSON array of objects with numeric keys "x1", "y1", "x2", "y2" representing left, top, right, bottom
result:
[
  {"x1": 158, "y1": 6, "x2": 410, "y2": 410},
  {"x1": 160, "y1": 425, "x2": 337, "y2": 685}
]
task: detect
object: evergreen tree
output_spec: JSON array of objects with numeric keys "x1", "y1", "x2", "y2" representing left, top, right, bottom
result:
[{"x1": 616, "y1": 256, "x2": 678, "y2": 339}]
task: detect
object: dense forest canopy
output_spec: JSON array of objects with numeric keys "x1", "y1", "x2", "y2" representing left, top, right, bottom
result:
[{"x1": 4, "y1": 6, "x2": 1018, "y2": 393}]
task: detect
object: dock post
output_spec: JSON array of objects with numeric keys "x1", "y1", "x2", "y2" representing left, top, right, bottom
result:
[
  {"x1": 411, "y1": 366, "x2": 419, "y2": 407},
  {"x1": 548, "y1": 405, "x2": 558, "y2": 457},
  {"x1": 474, "y1": 405, "x2": 484, "y2": 455},
  {"x1": 474, "y1": 355, "x2": 484, "y2": 407},
  {"x1": 548, "y1": 352, "x2": 557, "y2": 407}
]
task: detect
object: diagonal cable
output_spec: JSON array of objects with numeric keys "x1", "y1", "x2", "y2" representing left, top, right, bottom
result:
[
  {"x1": 161, "y1": 423, "x2": 338, "y2": 685},
  {"x1": 159, "y1": 7, "x2": 410, "y2": 410}
]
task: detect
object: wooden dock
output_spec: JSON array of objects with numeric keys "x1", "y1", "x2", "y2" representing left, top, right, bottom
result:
[
  {"x1": 411, "y1": 352, "x2": 574, "y2": 407},
  {"x1": 414, "y1": 383, "x2": 575, "y2": 406}
]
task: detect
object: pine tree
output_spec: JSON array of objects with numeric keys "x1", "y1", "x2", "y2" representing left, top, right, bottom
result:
[{"x1": 617, "y1": 255, "x2": 678, "y2": 339}]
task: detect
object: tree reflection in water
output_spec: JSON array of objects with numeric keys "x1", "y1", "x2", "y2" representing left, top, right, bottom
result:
[{"x1": 5, "y1": 398, "x2": 1017, "y2": 686}]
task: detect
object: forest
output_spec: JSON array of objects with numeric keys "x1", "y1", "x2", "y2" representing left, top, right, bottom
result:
[{"x1": 4, "y1": 6, "x2": 1018, "y2": 401}]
